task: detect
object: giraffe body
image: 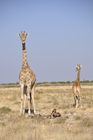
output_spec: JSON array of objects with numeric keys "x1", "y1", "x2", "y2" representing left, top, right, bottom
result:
[
  {"x1": 19, "y1": 32, "x2": 36, "y2": 115},
  {"x1": 72, "y1": 64, "x2": 81, "y2": 108}
]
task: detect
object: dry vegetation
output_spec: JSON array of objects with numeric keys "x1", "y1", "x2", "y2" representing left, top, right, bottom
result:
[{"x1": 0, "y1": 83, "x2": 93, "y2": 140}]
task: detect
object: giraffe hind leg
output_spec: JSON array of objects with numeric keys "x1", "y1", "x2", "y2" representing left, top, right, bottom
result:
[{"x1": 31, "y1": 85, "x2": 36, "y2": 114}]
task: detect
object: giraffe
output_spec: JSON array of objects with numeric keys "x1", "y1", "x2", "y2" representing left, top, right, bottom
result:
[
  {"x1": 19, "y1": 31, "x2": 36, "y2": 115},
  {"x1": 72, "y1": 64, "x2": 82, "y2": 108}
]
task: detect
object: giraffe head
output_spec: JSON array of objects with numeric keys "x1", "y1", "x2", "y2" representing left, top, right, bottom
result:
[
  {"x1": 19, "y1": 31, "x2": 27, "y2": 43},
  {"x1": 76, "y1": 64, "x2": 82, "y2": 72}
]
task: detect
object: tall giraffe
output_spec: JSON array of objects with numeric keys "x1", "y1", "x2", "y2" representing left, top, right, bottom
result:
[
  {"x1": 72, "y1": 64, "x2": 82, "y2": 108},
  {"x1": 19, "y1": 31, "x2": 36, "y2": 115}
]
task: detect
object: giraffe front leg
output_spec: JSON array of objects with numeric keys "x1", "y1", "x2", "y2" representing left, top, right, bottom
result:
[
  {"x1": 20, "y1": 84, "x2": 25, "y2": 114},
  {"x1": 20, "y1": 98, "x2": 23, "y2": 114},
  {"x1": 73, "y1": 90, "x2": 77, "y2": 107},
  {"x1": 76, "y1": 89, "x2": 80, "y2": 108},
  {"x1": 73, "y1": 96, "x2": 77, "y2": 107},
  {"x1": 75, "y1": 96, "x2": 79, "y2": 108},
  {"x1": 77, "y1": 94, "x2": 80, "y2": 107},
  {"x1": 27, "y1": 86, "x2": 31, "y2": 115},
  {"x1": 75, "y1": 94, "x2": 80, "y2": 108}
]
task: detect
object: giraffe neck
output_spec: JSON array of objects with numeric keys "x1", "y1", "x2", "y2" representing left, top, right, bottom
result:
[
  {"x1": 22, "y1": 42, "x2": 26, "y2": 50},
  {"x1": 22, "y1": 43, "x2": 28, "y2": 67},
  {"x1": 76, "y1": 70, "x2": 80, "y2": 82}
]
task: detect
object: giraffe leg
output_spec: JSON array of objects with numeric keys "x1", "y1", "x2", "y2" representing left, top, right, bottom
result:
[
  {"x1": 23, "y1": 94, "x2": 27, "y2": 113},
  {"x1": 75, "y1": 88, "x2": 80, "y2": 108},
  {"x1": 75, "y1": 95, "x2": 79, "y2": 108},
  {"x1": 73, "y1": 88, "x2": 80, "y2": 108},
  {"x1": 73, "y1": 88, "x2": 77, "y2": 107},
  {"x1": 23, "y1": 86, "x2": 27, "y2": 112},
  {"x1": 77, "y1": 91, "x2": 80, "y2": 107},
  {"x1": 73, "y1": 96, "x2": 77, "y2": 107},
  {"x1": 75, "y1": 94, "x2": 80, "y2": 108},
  {"x1": 20, "y1": 84, "x2": 25, "y2": 114},
  {"x1": 77, "y1": 95, "x2": 80, "y2": 108},
  {"x1": 31, "y1": 85, "x2": 36, "y2": 114},
  {"x1": 78, "y1": 95, "x2": 80, "y2": 106},
  {"x1": 27, "y1": 86, "x2": 31, "y2": 115}
]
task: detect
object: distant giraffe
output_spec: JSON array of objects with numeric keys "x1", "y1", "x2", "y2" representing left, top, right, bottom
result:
[
  {"x1": 72, "y1": 64, "x2": 82, "y2": 108},
  {"x1": 19, "y1": 31, "x2": 36, "y2": 115}
]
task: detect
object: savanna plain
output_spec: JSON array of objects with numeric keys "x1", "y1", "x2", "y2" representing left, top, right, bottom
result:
[{"x1": 0, "y1": 82, "x2": 93, "y2": 140}]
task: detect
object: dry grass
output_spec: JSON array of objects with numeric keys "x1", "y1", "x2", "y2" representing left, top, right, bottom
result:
[{"x1": 0, "y1": 84, "x2": 93, "y2": 140}]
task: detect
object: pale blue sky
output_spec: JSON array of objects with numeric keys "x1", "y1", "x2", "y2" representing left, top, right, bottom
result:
[{"x1": 0, "y1": 0, "x2": 93, "y2": 83}]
